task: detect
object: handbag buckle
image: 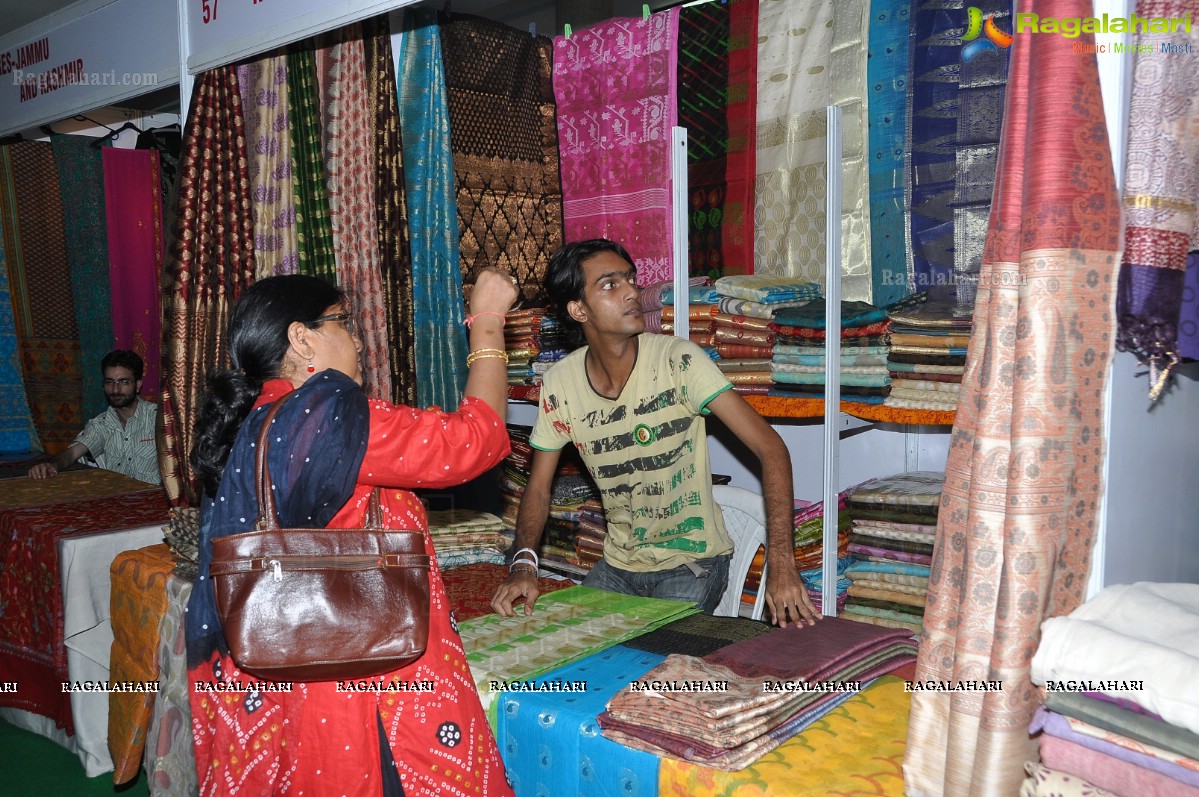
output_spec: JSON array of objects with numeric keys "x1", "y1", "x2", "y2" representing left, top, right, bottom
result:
[{"x1": 268, "y1": 559, "x2": 282, "y2": 582}]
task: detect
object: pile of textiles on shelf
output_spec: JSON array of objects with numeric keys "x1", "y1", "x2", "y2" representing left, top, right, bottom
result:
[
  {"x1": 840, "y1": 470, "x2": 944, "y2": 634},
  {"x1": 500, "y1": 424, "x2": 603, "y2": 581},
  {"x1": 642, "y1": 275, "x2": 712, "y2": 338},
  {"x1": 503, "y1": 307, "x2": 566, "y2": 387},
  {"x1": 596, "y1": 617, "x2": 919, "y2": 770},
  {"x1": 1025, "y1": 582, "x2": 1199, "y2": 797},
  {"x1": 769, "y1": 299, "x2": 893, "y2": 403},
  {"x1": 661, "y1": 285, "x2": 720, "y2": 356},
  {"x1": 704, "y1": 275, "x2": 822, "y2": 395},
  {"x1": 425, "y1": 508, "x2": 512, "y2": 570},
  {"x1": 742, "y1": 494, "x2": 855, "y2": 614},
  {"x1": 883, "y1": 287, "x2": 972, "y2": 412}
]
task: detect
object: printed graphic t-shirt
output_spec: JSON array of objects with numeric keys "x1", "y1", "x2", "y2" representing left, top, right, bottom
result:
[{"x1": 530, "y1": 333, "x2": 734, "y2": 571}]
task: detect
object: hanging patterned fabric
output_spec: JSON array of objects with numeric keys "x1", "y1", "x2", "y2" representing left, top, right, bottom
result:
[
  {"x1": 906, "y1": 2, "x2": 960, "y2": 293},
  {"x1": 237, "y1": 52, "x2": 299, "y2": 277},
  {"x1": 399, "y1": 9, "x2": 469, "y2": 409},
  {"x1": 160, "y1": 65, "x2": 257, "y2": 506},
  {"x1": 677, "y1": 1, "x2": 731, "y2": 280},
  {"x1": 903, "y1": 1, "x2": 1121, "y2": 792},
  {"x1": 440, "y1": 13, "x2": 563, "y2": 308},
  {"x1": 102, "y1": 147, "x2": 165, "y2": 401},
  {"x1": 830, "y1": 0, "x2": 873, "y2": 302},
  {"x1": 553, "y1": 9, "x2": 681, "y2": 285},
  {"x1": 867, "y1": 0, "x2": 911, "y2": 306},
  {"x1": 287, "y1": 46, "x2": 338, "y2": 284},
  {"x1": 316, "y1": 22, "x2": 392, "y2": 401},
  {"x1": 1116, "y1": 0, "x2": 1199, "y2": 398},
  {"x1": 51, "y1": 134, "x2": 113, "y2": 418},
  {"x1": 0, "y1": 141, "x2": 82, "y2": 453},
  {"x1": 754, "y1": 1, "x2": 832, "y2": 283},
  {"x1": 363, "y1": 14, "x2": 417, "y2": 406},
  {"x1": 0, "y1": 230, "x2": 37, "y2": 453},
  {"x1": 953, "y1": 1, "x2": 1011, "y2": 309},
  {"x1": 724, "y1": 0, "x2": 759, "y2": 278}
]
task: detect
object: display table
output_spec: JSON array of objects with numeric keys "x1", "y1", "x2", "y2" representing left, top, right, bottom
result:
[
  {"x1": 0, "y1": 470, "x2": 169, "y2": 776},
  {"x1": 496, "y1": 647, "x2": 915, "y2": 797}
]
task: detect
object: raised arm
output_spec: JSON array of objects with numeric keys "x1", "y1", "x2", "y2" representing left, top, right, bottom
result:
[
  {"x1": 490, "y1": 446, "x2": 562, "y2": 616},
  {"x1": 706, "y1": 390, "x2": 818, "y2": 626},
  {"x1": 462, "y1": 267, "x2": 520, "y2": 419}
]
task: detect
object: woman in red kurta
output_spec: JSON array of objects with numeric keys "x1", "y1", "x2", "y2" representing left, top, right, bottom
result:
[{"x1": 186, "y1": 272, "x2": 517, "y2": 796}]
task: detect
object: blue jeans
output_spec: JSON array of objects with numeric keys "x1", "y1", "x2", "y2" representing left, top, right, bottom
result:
[{"x1": 582, "y1": 554, "x2": 732, "y2": 614}]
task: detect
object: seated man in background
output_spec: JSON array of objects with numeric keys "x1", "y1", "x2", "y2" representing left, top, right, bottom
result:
[
  {"x1": 27, "y1": 349, "x2": 161, "y2": 485},
  {"x1": 491, "y1": 239, "x2": 817, "y2": 626}
]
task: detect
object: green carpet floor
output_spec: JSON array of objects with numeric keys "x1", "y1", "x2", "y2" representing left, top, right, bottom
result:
[{"x1": 0, "y1": 719, "x2": 150, "y2": 795}]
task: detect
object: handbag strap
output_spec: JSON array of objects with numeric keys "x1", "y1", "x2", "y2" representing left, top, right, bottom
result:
[{"x1": 253, "y1": 390, "x2": 384, "y2": 531}]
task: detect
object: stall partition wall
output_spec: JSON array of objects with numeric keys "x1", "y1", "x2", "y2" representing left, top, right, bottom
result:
[{"x1": 1100, "y1": 356, "x2": 1199, "y2": 585}]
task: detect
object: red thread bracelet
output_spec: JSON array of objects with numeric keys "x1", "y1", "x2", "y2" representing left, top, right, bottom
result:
[{"x1": 464, "y1": 311, "x2": 506, "y2": 329}]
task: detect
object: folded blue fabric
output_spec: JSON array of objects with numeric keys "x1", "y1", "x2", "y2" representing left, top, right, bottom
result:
[
  {"x1": 772, "y1": 300, "x2": 889, "y2": 329},
  {"x1": 661, "y1": 285, "x2": 722, "y2": 305},
  {"x1": 844, "y1": 560, "x2": 932, "y2": 577},
  {"x1": 497, "y1": 645, "x2": 665, "y2": 797}
]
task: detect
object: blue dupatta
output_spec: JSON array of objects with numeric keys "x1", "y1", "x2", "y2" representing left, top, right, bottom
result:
[{"x1": 186, "y1": 370, "x2": 369, "y2": 667}]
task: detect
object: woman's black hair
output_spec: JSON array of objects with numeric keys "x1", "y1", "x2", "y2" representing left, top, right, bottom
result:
[
  {"x1": 190, "y1": 275, "x2": 344, "y2": 496},
  {"x1": 545, "y1": 238, "x2": 636, "y2": 350}
]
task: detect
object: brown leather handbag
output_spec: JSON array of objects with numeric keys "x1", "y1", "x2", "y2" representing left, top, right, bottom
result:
[{"x1": 209, "y1": 397, "x2": 431, "y2": 682}]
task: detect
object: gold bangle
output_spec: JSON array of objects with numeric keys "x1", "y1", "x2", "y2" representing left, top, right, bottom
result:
[{"x1": 466, "y1": 348, "x2": 509, "y2": 367}]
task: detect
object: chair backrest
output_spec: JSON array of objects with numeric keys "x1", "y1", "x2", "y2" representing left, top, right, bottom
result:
[{"x1": 711, "y1": 485, "x2": 768, "y2": 620}]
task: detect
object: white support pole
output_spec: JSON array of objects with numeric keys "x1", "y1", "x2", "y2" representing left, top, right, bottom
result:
[
  {"x1": 178, "y1": 0, "x2": 193, "y2": 127},
  {"x1": 821, "y1": 105, "x2": 843, "y2": 617},
  {"x1": 670, "y1": 126, "x2": 690, "y2": 340}
]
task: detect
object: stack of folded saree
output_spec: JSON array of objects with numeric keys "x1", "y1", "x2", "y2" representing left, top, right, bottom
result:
[
  {"x1": 769, "y1": 300, "x2": 892, "y2": 404},
  {"x1": 646, "y1": 277, "x2": 713, "y2": 336},
  {"x1": 597, "y1": 618, "x2": 918, "y2": 770},
  {"x1": 883, "y1": 288, "x2": 972, "y2": 412},
  {"x1": 504, "y1": 307, "x2": 544, "y2": 386},
  {"x1": 574, "y1": 497, "x2": 607, "y2": 570},
  {"x1": 529, "y1": 314, "x2": 566, "y2": 384},
  {"x1": 661, "y1": 301, "x2": 718, "y2": 352},
  {"x1": 1025, "y1": 582, "x2": 1199, "y2": 797},
  {"x1": 840, "y1": 471, "x2": 943, "y2": 634},
  {"x1": 425, "y1": 508, "x2": 511, "y2": 570},
  {"x1": 742, "y1": 495, "x2": 853, "y2": 613},
  {"x1": 710, "y1": 276, "x2": 822, "y2": 394}
]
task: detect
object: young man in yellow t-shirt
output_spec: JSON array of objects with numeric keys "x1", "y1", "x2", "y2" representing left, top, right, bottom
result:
[{"x1": 491, "y1": 239, "x2": 816, "y2": 626}]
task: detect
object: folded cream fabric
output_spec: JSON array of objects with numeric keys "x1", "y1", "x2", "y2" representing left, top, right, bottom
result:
[{"x1": 1031, "y1": 582, "x2": 1199, "y2": 734}]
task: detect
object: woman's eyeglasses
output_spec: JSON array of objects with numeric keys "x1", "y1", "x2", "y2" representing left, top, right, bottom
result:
[{"x1": 312, "y1": 312, "x2": 358, "y2": 336}]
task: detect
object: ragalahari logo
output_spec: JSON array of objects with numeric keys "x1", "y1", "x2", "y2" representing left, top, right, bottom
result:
[{"x1": 962, "y1": 7, "x2": 1014, "y2": 61}]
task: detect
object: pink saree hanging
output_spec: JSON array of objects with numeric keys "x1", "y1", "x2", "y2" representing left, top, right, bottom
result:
[{"x1": 103, "y1": 147, "x2": 164, "y2": 400}]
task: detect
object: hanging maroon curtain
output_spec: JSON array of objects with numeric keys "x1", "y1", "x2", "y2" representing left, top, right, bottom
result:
[
  {"x1": 903, "y1": 0, "x2": 1122, "y2": 794},
  {"x1": 723, "y1": 0, "x2": 758, "y2": 275},
  {"x1": 103, "y1": 147, "x2": 165, "y2": 401},
  {"x1": 159, "y1": 65, "x2": 257, "y2": 506}
]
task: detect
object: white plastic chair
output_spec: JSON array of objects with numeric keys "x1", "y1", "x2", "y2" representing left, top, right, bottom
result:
[{"x1": 711, "y1": 484, "x2": 768, "y2": 620}]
